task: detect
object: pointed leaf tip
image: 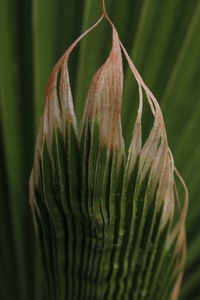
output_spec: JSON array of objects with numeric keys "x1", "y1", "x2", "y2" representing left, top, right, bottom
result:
[{"x1": 82, "y1": 26, "x2": 124, "y2": 160}]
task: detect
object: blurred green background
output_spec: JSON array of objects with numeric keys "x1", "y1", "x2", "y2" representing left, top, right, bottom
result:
[{"x1": 0, "y1": 0, "x2": 200, "y2": 299}]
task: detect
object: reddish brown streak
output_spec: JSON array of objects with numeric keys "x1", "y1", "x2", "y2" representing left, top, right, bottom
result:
[{"x1": 45, "y1": 52, "x2": 67, "y2": 100}]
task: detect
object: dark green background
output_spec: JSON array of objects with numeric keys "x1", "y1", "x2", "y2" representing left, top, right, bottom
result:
[{"x1": 0, "y1": 0, "x2": 199, "y2": 299}]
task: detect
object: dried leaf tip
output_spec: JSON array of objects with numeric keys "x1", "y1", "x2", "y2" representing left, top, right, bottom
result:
[
  {"x1": 32, "y1": 16, "x2": 104, "y2": 162},
  {"x1": 81, "y1": 25, "x2": 124, "y2": 160}
]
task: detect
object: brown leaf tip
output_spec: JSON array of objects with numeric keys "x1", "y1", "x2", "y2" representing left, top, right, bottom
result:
[{"x1": 82, "y1": 26, "x2": 124, "y2": 157}]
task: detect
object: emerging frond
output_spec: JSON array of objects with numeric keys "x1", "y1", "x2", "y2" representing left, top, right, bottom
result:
[{"x1": 29, "y1": 3, "x2": 188, "y2": 299}]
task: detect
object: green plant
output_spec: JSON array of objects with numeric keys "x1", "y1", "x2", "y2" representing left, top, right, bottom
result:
[{"x1": 0, "y1": 0, "x2": 200, "y2": 299}]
